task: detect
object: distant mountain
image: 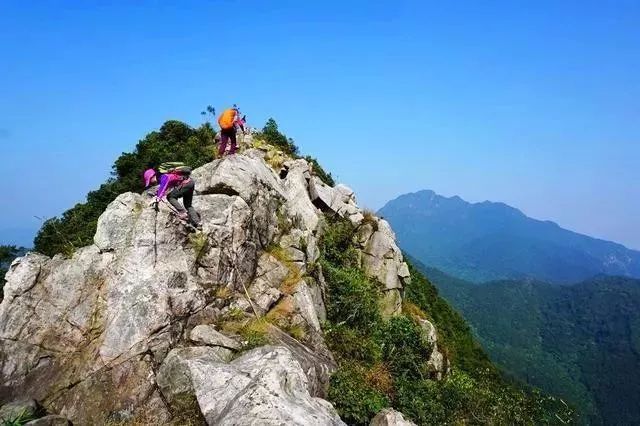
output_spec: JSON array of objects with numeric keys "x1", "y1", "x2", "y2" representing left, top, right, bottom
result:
[
  {"x1": 379, "y1": 190, "x2": 640, "y2": 284},
  {"x1": 420, "y1": 262, "x2": 640, "y2": 425}
]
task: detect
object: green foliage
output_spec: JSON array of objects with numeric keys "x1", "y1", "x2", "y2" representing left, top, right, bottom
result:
[
  {"x1": 376, "y1": 316, "x2": 432, "y2": 380},
  {"x1": 323, "y1": 264, "x2": 382, "y2": 332},
  {"x1": 328, "y1": 365, "x2": 390, "y2": 426},
  {"x1": 318, "y1": 218, "x2": 358, "y2": 268},
  {"x1": 304, "y1": 156, "x2": 335, "y2": 186},
  {"x1": 257, "y1": 118, "x2": 299, "y2": 157},
  {"x1": 325, "y1": 323, "x2": 381, "y2": 365},
  {"x1": 34, "y1": 120, "x2": 216, "y2": 257},
  {"x1": 394, "y1": 377, "x2": 447, "y2": 424},
  {"x1": 1, "y1": 407, "x2": 37, "y2": 426},
  {"x1": 404, "y1": 262, "x2": 497, "y2": 377},
  {"x1": 188, "y1": 232, "x2": 209, "y2": 261},
  {"x1": 319, "y1": 216, "x2": 573, "y2": 425},
  {"x1": 426, "y1": 264, "x2": 640, "y2": 424},
  {"x1": 239, "y1": 319, "x2": 271, "y2": 350}
]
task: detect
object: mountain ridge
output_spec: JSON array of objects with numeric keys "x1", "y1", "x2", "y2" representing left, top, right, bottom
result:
[
  {"x1": 0, "y1": 122, "x2": 571, "y2": 425},
  {"x1": 379, "y1": 189, "x2": 640, "y2": 284}
]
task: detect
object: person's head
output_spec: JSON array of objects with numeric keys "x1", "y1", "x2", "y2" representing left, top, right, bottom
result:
[
  {"x1": 143, "y1": 168, "x2": 157, "y2": 187},
  {"x1": 176, "y1": 167, "x2": 192, "y2": 178}
]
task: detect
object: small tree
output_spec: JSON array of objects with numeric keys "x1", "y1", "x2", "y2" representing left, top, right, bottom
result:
[
  {"x1": 261, "y1": 118, "x2": 299, "y2": 156},
  {"x1": 200, "y1": 105, "x2": 216, "y2": 124}
]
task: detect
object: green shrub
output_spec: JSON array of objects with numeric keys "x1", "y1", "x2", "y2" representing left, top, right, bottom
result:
[
  {"x1": 404, "y1": 261, "x2": 497, "y2": 378},
  {"x1": 323, "y1": 264, "x2": 382, "y2": 332},
  {"x1": 325, "y1": 323, "x2": 381, "y2": 365},
  {"x1": 328, "y1": 364, "x2": 390, "y2": 426},
  {"x1": 394, "y1": 378, "x2": 447, "y2": 425},
  {"x1": 257, "y1": 118, "x2": 299, "y2": 157},
  {"x1": 376, "y1": 316, "x2": 432, "y2": 380},
  {"x1": 319, "y1": 218, "x2": 574, "y2": 425},
  {"x1": 34, "y1": 120, "x2": 216, "y2": 256},
  {"x1": 318, "y1": 217, "x2": 358, "y2": 268},
  {"x1": 304, "y1": 156, "x2": 335, "y2": 186}
]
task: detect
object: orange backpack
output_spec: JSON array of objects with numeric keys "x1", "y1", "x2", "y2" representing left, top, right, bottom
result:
[{"x1": 218, "y1": 108, "x2": 237, "y2": 130}]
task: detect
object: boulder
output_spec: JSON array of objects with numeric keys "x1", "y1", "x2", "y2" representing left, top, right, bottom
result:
[
  {"x1": 419, "y1": 319, "x2": 447, "y2": 380},
  {"x1": 189, "y1": 324, "x2": 241, "y2": 351},
  {"x1": 25, "y1": 415, "x2": 71, "y2": 426},
  {"x1": 158, "y1": 345, "x2": 345, "y2": 425},
  {"x1": 0, "y1": 146, "x2": 442, "y2": 423},
  {"x1": 370, "y1": 408, "x2": 417, "y2": 426},
  {"x1": 282, "y1": 159, "x2": 321, "y2": 231}
]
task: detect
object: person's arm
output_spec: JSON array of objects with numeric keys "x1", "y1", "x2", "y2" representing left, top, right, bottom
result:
[
  {"x1": 235, "y1": 112, "x2": 245, "y2": 132},
  {"x1": 156, "y1": 174, "x2": 171, "y2": 199}
]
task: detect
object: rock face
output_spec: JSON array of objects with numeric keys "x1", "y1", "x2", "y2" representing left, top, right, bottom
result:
[
  {"x1": 0, "y1": 138, "x2": 443, "y2": 424},
  {"x1": 419, "y1": 318, "x2": 448, "y2": 380},
  {"x1": 157, "y1": 345, "x2": 345, "y2": 425},
  {"x1": 370, "y1": 408, "x2": 417, "y2": 426}
]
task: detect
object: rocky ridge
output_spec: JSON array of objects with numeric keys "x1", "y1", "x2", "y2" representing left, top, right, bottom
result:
[{"x1": 0, "y1": 136, "x2": 446, "y2": 424}]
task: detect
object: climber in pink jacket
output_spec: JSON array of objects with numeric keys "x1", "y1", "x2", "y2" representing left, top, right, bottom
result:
[{"x1": 143, "y1": 167, "x2": 201, "y2": 227}]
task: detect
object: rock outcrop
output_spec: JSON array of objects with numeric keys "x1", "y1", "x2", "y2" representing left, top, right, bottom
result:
[
  {"x1": 157, "y1": 345, "x2": 344, "y2": 425},
  {"x1": 370, "y1": 408, "x2": 417, "y2": 426},
  {"x1": 0, "y1": 135, "x2": 444, "y2": 424}
]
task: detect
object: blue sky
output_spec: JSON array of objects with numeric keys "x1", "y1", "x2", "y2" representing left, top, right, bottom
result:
[{"x1": 1, "y1": 1, "x2": 639, "y2": 249}]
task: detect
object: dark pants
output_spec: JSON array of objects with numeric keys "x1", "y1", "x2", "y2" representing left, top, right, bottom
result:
[
  {"x1": 167, "y1": 180, "x2": 200, "y2": 226},
  {"x1": 219, "y1": 127, "x2": 237, "y2": 156}
]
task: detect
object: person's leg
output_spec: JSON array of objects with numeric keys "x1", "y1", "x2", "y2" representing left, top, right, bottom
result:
[
  {"x1": 218, "y1": 130, "x2": 229, "y2": 156},
  {"x1": 180, "y1": 180, "x2": 195, "y2": 209},
  {"x1": 167, "y1": 187, "x2": 186, "y2": 213},
  {"x1": 187, "y1": 206, "x2": 201, "y2": 227},
  {"x1": 229, "y1": 128, "x2": 237, "y2": 154},
  {"x1": 180, "y1": 181, "x2": 201, "y2": 226}
]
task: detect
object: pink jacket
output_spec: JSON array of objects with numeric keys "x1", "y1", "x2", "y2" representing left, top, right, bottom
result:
[{"x1": 157, "y1": 173, "x2": 190, "y2": 198}]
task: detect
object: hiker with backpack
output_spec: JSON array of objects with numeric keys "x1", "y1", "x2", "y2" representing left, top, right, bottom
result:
[
  {"x1": 143, "y1": 163, "x2": 201, "y2": 228},
  {"x1": 217, "y1": 105, "x2": 245, "y2": 156}
]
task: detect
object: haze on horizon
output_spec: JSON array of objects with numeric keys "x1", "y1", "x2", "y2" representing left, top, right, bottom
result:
[{"x1": 1, "y1": 1, "x2": 639, "y2": 249}]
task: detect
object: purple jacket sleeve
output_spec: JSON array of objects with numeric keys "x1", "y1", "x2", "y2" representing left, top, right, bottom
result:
[{"x1": 157, "y1": 174, "x2": 170, "y2": 199}]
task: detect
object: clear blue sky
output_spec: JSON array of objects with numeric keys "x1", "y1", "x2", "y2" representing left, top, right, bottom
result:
[{"x1": 1, "y1": 1, "x2": 639, "y2": 249}]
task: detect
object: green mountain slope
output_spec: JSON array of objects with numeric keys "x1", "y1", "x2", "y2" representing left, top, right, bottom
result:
[
  {"x1": 379, "y1": 190, "x2": 640, "y2": 284},
  {"x1": 421, "y1": 262, "x2": 640, "y2": 425}
]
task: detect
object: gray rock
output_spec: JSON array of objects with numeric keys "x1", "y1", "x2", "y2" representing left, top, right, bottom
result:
[
  {"x1": 266, "y1": 326, "x2": 336, "y2": 398},
  {"x1": 25, "y1": 415, "x2": 71, "y2": 426},
  {"x1": 158, "y1": 345, "x2": 344, "y2": 426},
  {"x1": 0, "y1": 146, "x2": 445, "y2": 423},
  {"x1": 380, "y1": 289, "x2": 403, "y2": 318},
  {"x1": 361, "y1": 219, "x2": 406, "y2": 292},
  {"x1": 282, "y1": 159, "x2": 321, "y2": 231},
  {"x1": 156, "y1": 346, "x2": 229, "y2": 401},
  {"x1": 418, "y1": 319, "x2": 447, "y2": 380},
  {"x1": 190, "y1": 325, "x2": 241, "y2": 351},
  {"x1": 94, "y1": 192, "x2": 144, "y2": 251},
  {"x1": 293, "y1": 280, "x2": 323, "y2": 332},
  {"x1": 244, "y1": 253, "x2": 288, "y2": 314},
  {"x1": 370, "y1": 408, "x2": 417, "y2": 426},
  {"x1": 310, "y1": 178, "x2": 364, "y2": 224}
]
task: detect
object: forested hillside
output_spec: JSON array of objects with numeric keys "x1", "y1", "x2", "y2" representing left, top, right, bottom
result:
[{"x1": 422, "y1": 262, "x2": 640, "y2": 425}]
